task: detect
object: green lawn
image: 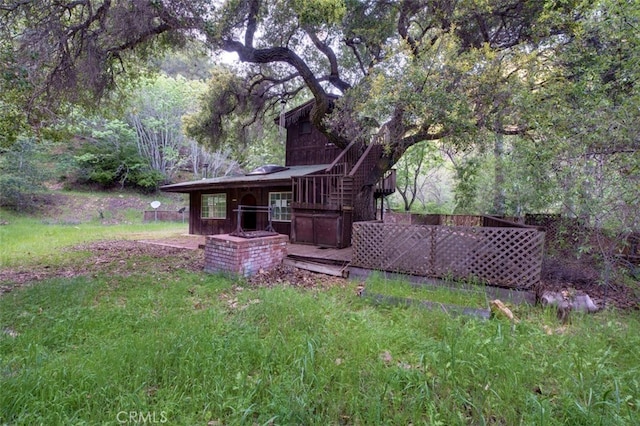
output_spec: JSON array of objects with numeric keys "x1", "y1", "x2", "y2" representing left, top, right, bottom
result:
[
  {"x1": 0, "y1": 212, "x2": 188, "y2": 268},
  {"x1": 364, "y1": 273, "x2": 491, "y2": 309},
  {"x1": 1, "y1": 218, "x2": 640, "y2": 425}
]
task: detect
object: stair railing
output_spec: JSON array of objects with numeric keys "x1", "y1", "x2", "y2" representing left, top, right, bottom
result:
[{"x1": 323, "y1": 139, "x2": 364, "y2": 175}]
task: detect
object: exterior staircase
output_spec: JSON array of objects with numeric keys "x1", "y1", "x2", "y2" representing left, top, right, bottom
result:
[
  {"x1": 290, "y1": 134, "x2": 396, "y2": 247},
  {"x1": 291, "y1": 136, "x2": 396, "y2": 211}
]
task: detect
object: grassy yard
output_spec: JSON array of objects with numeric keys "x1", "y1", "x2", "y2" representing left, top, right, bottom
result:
[
  {"x1": 1, "y1": 216, "x2": 640, "y2": 425},
  {"x1": 0, "y1": 211, "x2": 188, "y2": 268},
  {"x1": 363, "y1": 274, "x2": 491, "y2": 309}
]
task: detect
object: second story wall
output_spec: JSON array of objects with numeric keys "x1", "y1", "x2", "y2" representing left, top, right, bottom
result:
[{"x1": 284, "y1": 118, "x2": 342, "y2": 167}]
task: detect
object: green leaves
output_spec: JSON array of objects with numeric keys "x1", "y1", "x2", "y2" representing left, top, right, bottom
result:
[
  {"x1": 183, "y1": 67, "x2": 283, "y2": 167},
  {"x1": 72, "y1": 118, "x2": 164, "y2": 192},
  {"x1": 0, "y1": 138, "x2": 48, "y2": 210},
  {"x1": 291, "y1": 0, "x2": 347, "y2": 26}
]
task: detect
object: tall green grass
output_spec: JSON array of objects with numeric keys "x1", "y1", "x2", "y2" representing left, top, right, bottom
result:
[
  {"x1": 364, "y1": 273, "x2": 490, "y2": 308},
  {"x1": 1, "y1": 217, "x2": 640, "y2": 424},
  {"x1": 1, "y1": 268, "x2": 640, "y2": 425}
]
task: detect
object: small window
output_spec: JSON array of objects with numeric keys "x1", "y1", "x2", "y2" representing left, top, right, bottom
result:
[
  {"x1": 202, "y1": 194, "x2": 226, "y2": 219},
  {"x1": 269, "y1": 192, "x2": 292, "y2": 222},
  {"x1": 300, "y1": 120, "x2": 312, "y2": 135}
]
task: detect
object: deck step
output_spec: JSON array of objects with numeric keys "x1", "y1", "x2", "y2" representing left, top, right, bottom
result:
[{"x1": 283, "y1": 257, "x2": 349, "y2": 278}]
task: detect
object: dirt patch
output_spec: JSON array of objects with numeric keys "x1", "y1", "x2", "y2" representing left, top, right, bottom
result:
[
  {"x1": 0, "y1": 240, "x2": 351, "y2": 297},
  {"x1": 540, "y1": 256, "x2": 640, "y2": 310},
  {"x1": 138, "y1": 235, "x2": 205, "y2": 250},
  {"x1": 247, "y1": 264, "x2": 348, "y2": 290},
  {"x1": 0, "y1": 240, "x2": 204, "y2": 296}
]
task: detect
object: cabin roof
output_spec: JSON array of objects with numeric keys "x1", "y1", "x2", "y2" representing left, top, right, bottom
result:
[
  {"x1": 161, "y1": 164, "x2": 330, "y2": 193},
  {"x1": 275, "y1": 95, "x2": 339, "y2": 128}
]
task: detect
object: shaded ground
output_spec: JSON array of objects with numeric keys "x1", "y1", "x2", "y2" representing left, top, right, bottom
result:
[
  {"x1": 540, "y1": 255, "x2": 640, "y2": 310},
  {"x1": 1, "y1": 237, "x2": 638, "y2": 310}
]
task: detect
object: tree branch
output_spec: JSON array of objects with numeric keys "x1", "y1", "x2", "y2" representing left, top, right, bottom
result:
[
  {"x1": 398, "y1": 0, "x2": 421, "y2": 56},
  {"x1": 244, "y1": 0, "x2": 259, "y2": 47},
  {"x1": 221, "y1": 38, "x2": 338, "y2": 140},
  {"x1": 344, "y1": 38, "x2": 368, "y2": 76},
  {"x1": 305, "y1": 28, "x2": 351, "y2": 93}
]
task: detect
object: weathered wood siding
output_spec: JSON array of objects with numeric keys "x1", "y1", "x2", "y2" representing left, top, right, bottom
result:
[
  {"x1": 285, "y1": 119, "x2": 341, "y2": 166},
  {"x1": 189, "y1": 186, "x2": 292, "y2": 236},
  {"x1": 291, "y1": 208, "x2": 353, "y2": 248}
]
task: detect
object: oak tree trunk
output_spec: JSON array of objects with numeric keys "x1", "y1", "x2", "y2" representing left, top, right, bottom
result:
[{"x1": 353, "y1": 186, "x2": 376, "y2": 222}]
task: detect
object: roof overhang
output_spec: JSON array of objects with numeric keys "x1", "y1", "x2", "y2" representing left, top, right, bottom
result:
[
  {"x1": 274, "y1": 95, "x2": 339, "y2": 128},
  {"x1": 160, "y1": 164, "x2": 330, "y2": 193}
]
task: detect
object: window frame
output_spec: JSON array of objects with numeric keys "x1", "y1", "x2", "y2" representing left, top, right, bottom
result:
[
  {"x1": 299, "y1": 120, "x2": 312, "y2": 135},
  {"x1": 201, "y1": 193, "x2": 227, "y2": 219},
  {"x1": 269, "y1": 191, "x2": 293, "y2": 222}
]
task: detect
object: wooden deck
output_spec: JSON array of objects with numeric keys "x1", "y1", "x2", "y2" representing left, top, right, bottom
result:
[{"x1": 286, "y1": 243, "x2": 352, "y2": 266}]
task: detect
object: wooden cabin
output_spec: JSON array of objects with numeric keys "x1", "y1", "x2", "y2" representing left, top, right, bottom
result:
[{"x1": 161, "y1": 99, "x2": 395, "y2": 248}]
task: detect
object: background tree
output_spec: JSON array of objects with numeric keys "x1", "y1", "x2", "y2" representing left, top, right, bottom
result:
[
  {"x1": 150, "y1": 40, "x2": 215, "y2": 81},
  {"x1": 522, "y1": 0, "x2": 640, "y2": 231},
  {"x1": 0, "y1": 32, "x2": 31, "y2": 147},
  {"x1": 128, "y1": 74, "x2": 206, "y2": 181},
  {"x1": 394, "y1": 142, "x2": 444, "y2": 212},
  {"x1": 188, "y1": 141, "x2": 240, "y2": 179},
  {"x1": 72, "y1": 118, "x2": 164, "y2": 191},
  {"x1": 183, "y1": 66, "x2": 285, "y2": 168},
  {"x1": 0, "y1": 138, "x2": 48, "y2": 210}
]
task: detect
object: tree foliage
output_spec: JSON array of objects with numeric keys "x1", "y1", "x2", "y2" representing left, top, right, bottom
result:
[
  {"x1": 0, "y1": 0, "x2": 576, "y2": 150},
  {"x1": 73, "y1": 118, "x2": 164, "y2": 191},
  {"x1": 394, "y1": 142, "x2": 443, "y2": 212},
  {"x1": 1, "y1": 0, "x2": 637, "y2": 227},
  {"x1": 516, "y1": 0, "x2": 640, "y2": 229},
  {"x1": 183, "y1": 66, "x2": 285, "y2": 167},
  {"x1": 0, "y1": 35, "x2": 30, "y2": 146},
  {"x1": 0, "y1": 138, "x2": 48, "y2": 210},
  {"x1": 128, "y1": 74, "x2": 206, "y2": 180}
]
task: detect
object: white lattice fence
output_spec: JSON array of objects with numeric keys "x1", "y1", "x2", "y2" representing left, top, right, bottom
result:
[{"x1": 352, "y1": 222, "x2": 545, "y2": 289}]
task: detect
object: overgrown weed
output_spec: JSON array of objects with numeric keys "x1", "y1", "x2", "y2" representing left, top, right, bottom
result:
[
  {"x1": 1, "y1": 269, "x2": 639, "y2": 424},
  {"x1": 1, "y1": 223, "x2": 639, "y2": 424}
]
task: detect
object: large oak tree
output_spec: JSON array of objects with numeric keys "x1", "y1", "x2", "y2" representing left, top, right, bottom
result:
[{"x1": 1, "y1": 0, "x2": 582, "y2": 219}]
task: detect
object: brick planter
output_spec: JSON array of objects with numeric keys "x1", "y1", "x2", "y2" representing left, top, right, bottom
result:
[{"x1": 204, "y1": 234, "x2": 288, "y2": 277}]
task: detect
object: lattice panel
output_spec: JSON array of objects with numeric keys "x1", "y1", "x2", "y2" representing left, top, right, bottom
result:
[
  {"x1": 432, "y1": 226, "x2": 480, "y2": 277},
  {"x1": 466, "y1": 228, "x2": 545, "y2": 288},
  {"x1": 378, "y1": 225, "x2": 432, "y2": 275},
  {"x1": 525, "y1": 214, "x2": 589, "y2": 254},
  {"x1": 352, "y1": 223, "x2": 546, "y2": 289}
]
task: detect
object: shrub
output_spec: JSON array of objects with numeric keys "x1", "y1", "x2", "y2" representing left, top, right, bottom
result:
[
  {"x1": 73, "y1": 119, "x2": 165, "y2": 191},
  {"x1": 0, "y1": 137, "x2": 48, "y2": 210}
]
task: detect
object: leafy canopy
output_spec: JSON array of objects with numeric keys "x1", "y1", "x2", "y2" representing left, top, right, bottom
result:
[{"x1": 1, "y1": 1, "x2": 579, "y2": 151}]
